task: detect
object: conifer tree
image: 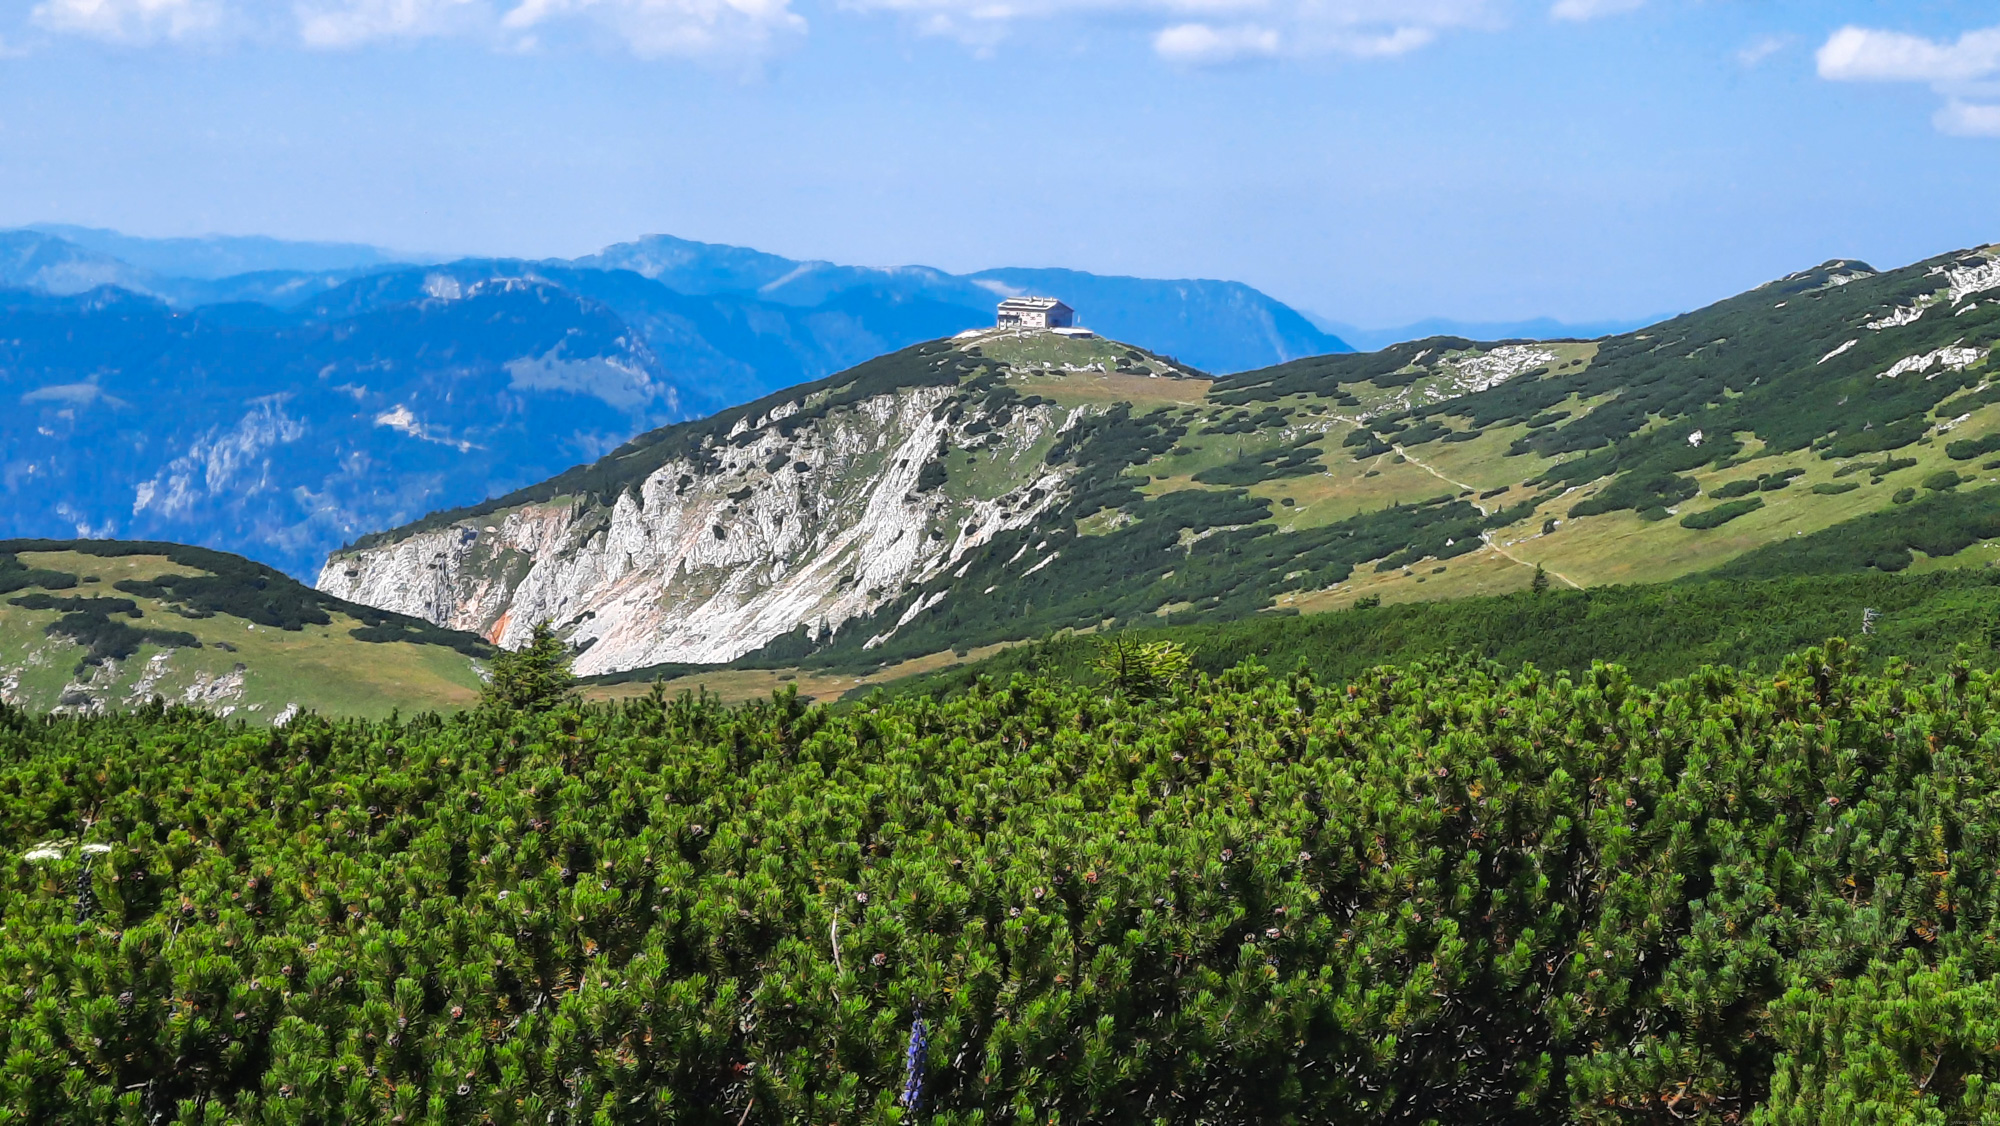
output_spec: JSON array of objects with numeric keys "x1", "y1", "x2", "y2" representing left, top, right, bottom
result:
[
  {"x1": 481, "y1": 620, "x2": 576, "y2": 711},
  {"x1": 1531, "y1": 564, "x2": 1550, "y2": 594}
]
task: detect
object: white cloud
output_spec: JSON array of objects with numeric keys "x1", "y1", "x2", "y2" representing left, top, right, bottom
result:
[
  {"x1": 21, "y1": 0, "x2": 801, "y2": 56},
  {"x1": 1735, "y1": 33, "x2": 1789, "y2": 69},
  {"x1": 1818, "y1": 24, "x2": 2000, "y2": 138},
  {"x1": 295, "y1": 0, "x2": 487, "y2": 47},
  {"x1": 1549, "y1": 0, "x2": 1639, "y2": 22},
  {"x1": 1153, "y1": 22, "x2": 1278, "y2": 64},
  {"x1": 499, "y1": 0, "x2": 805, "y2": 58},
  {"x1": 1817, "y1": 25, "x2": 2000, "y2": 84},
  {"x1": 1937, "y1": 98, "x2": 2000, "y2": 138},
  {"x1": 21, "y1": 0, "x2": 1484, "y2": 61},
  {"x1": 850, "y1": 0, "x2": 1494, "y2": 61},
  {"x1": 31, "y1": 0, "x2": 229, "y2": 42}
]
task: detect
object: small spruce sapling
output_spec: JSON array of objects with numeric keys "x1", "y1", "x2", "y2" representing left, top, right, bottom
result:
[
  {"x1": 481, "y1": 621, "x2": 578, "y2": 712},
  {"x1": 1531, "y1": 565, "x2": 1551, "y2": 595}
]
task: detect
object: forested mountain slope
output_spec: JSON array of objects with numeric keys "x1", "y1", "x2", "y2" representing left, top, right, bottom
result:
[
  {"x1": 0, "y1": 539, "x2": 488, "y2": 719},
  {"x1": 328, "y1": 242, "x2": 2000, "y2": 677},
  {"x1": 7, "y1": 644, "x2": 2000, "y2": 1122}
]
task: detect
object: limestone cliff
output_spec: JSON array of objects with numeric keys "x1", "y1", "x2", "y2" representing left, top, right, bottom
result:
[{"x1": 317, "y1": 333, "x2": 1172, "y2": 674}]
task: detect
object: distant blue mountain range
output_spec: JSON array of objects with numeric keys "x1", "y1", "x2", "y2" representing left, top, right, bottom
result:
[{"x1": 0, "y1": 227, "x2": 1349, "y2": 575}]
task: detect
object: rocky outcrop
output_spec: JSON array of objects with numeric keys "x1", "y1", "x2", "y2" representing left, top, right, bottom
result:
[{"x1": 319, "y1": 380, "x2": 1079, "y2": 674}]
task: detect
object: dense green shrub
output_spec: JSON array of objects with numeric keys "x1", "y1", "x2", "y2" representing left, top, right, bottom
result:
[
  {"x1": 1680, "y1": 497, "x2": 1764, "y2": 529},
  {"x1": 892, "y1": 569, "x2": 2000, "y2": 697},
  {"x1": 0, "y1": 552, "x2": 76, "y2": 595},
  {"x1": 1716, "y1": 485, "x2": 2000, "y2": 578},
  {"x1": 1811, "y1": 481, "x2": 1860, "y2": 495},
  {"x1": 1948, "y1": 432, "x2": 2000, "y2": 461},
  {"x1": 1926, "y1": 469, "x2": 1965, "y2": 491},
  {"x1": 11, "y1": 643, "x2": 2000, "y2": 1122},
  {"x1": 1567, "y1": 471, "x2": 1700, "y2": 519},
  {"x1": 1710, "y1": 479, "x2": 1759, "y2": 499},
  {"x1": 6, "y1": 591, "x2": 203, "y2": 669}
]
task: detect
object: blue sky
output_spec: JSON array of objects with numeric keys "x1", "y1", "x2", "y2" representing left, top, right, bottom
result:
[{"x1": 0, "y1": 0, "x2": 1996, "y2": 328}]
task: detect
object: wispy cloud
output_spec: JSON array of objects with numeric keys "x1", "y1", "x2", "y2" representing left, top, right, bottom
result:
[
  {"x1": 844, "y1": 0, "x2": 1497, "y2": 63},
  {"x1": 1549, "y1": 0, "x2": 1640, "y2": 23},
  {"x1": 1937, "y1": 98, "x2": 2000, "y2": 138},
  {"x1": 294, "y1": 0, "x2": 487, "y2": 48},
  {"x1": 31, "y1": 0, "x2": 231, "y2": 43},
  {"x1": 498, "y1": 0, "x2": 806, "y2": 59},
  {"x1": 1153, "y1": 22, "x2": 1278, "y2": 64},
  {"x1": 9, "y1": 0, "x2": 1613, "y2": 63},
  {"x1": 17, "y1": 0, "x2": 804, "y2": 57},
  {"x1": 1818, "y1": 23, "x2": 2000, "y2": 137},
  {"x1": 297, "y1": 0, "x2": 805, "y2": 56},
  {"x1": 1735, "y1": 33, "x2": 1789, "y2": 69}
]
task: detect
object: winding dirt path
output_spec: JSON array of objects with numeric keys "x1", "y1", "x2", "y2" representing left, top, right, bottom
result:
[{"x1": 1390, "y1": 443, "x2": 1585, "y2": 590}]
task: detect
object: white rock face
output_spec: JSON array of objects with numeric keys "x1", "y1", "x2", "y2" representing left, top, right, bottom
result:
[
  {"x1": 320, "y1": 385, "x2": 1079, "y2": 674},
  {"x1": 1865, "y1": 252, "x2": 1999, "y2": 332},
  {"x1": 1879, "y1": 346, "x2": 1985, "y2": 381}
]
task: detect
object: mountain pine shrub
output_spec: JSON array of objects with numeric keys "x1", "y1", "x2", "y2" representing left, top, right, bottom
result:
[{"x1": 6, "y1": 643, "x2": 2000, "y2": 1120}]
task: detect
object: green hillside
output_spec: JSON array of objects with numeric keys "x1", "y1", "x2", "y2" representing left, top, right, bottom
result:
[
  {"x1": 0, "y1": 540, "x2": 491, "y2": 719},
  {"x1": 668, "y1": 246, "x2": 2000, "y2": 674}
]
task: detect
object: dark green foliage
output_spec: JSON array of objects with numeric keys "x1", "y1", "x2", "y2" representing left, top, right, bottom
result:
[
  {"x1": 0, "y1": 552, "x2": 76, "y2": 595},
  {"x1": 481, "y1": 621, "x2": 577, "y2": 711},
  {"x1": 892, "y1": 569, "x2": 2000, "y2": 694},
  {"x1": 1711, "y1": 479, "x2": 1759, "y2": 499},
  {"x1": 113, "y1": 572, "x2": 332, "y2": 631},
  {"x1": 915, "y1": 458, "x2": 948, "y2": 492},
  {"x1": 1567, "y1": 471, "x2": 1699, "y2": 519},
  {"x1": 1189, "y1": 436, "x2": 1324, "y2": 485},
  {"x1": 1393, "y1": 419, "x2": 1451, "y2": 446},
  {"x1": 1090, "y1": 634, "x2": 1192, "y2": 697},
  {"x1": 1926, "y1": 469, "x2": 1965, "y2": 491},
  {"x1": 5, "y1": 591, "x2": 202, "y2": 668},
  {"x1": 0, "y1": 538, "x2": 493, "y2": 657},
  {"x1": 1680, "y1": 497, "x2": 1764, "y2": 529},
  {"x1": 20, "y1": 640, "x2": 2000, "y2": 1120},
  {"x1": 1714, "y1": 484, "x2": 2000, "y2": 577},
  {"x1": 1948, "y1": 433, "x2": 2000, "y2": 461},
  {"x1": 1200, "y1": 404, "x2": 1291, "y2": 434},
  {"x1": 1759, "y1": 466, "x2": 1806, "y2": 491},
  {"x1": 7, "y1": 588, "x2": 202, "y2": 667},
  {"x1": 1812, "y1": 481, "x2": 1860, "y2": 495},
  {"x1": 8, "y1": 593, "x2": 141, "y2": 617},
  {"x1": 1818, "y1": 416, "x2": 1934, "y2": 459},
  {"x1": 1895, "y1": 487, "x2": 1917, "y2": 504}
]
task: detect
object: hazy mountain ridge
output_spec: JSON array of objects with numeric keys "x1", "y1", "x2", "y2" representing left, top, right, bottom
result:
[
  {"x1": 324, "y1": 242, "x2": 2000, "y2": 679},
  {"x1": 1, "y1": 278, "x2": 691, "y2": 576},
  {"x1": 0, "y1": 227, "x2": 1347, "y2": 576}
]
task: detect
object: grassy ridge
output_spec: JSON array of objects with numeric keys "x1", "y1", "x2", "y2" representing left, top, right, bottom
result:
[{"x1": 0, "y1": 544, "x2": 491, "y2": 719}]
